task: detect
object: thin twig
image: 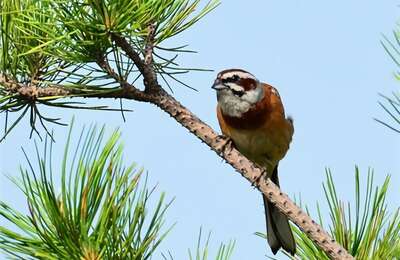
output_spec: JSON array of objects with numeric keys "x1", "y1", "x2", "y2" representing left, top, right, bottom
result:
[
  {"x1": 110, "y1": 33, "x2": 145, "y2": 76},
  {"x1": 110, "y1": 32, "x2": 159, "y2": 92},
  {"x1": 143, "y1": 23, "x2": 159, "y2": 92},
  {"x1": 144, "y1": 23, "x2": 156, "y2": 66}
]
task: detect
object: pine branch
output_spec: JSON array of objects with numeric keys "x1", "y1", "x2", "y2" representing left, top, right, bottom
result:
[
  {"x1": 0, "y1": 74, "x2": 72, "y2": 98},
  {"x1": 0, "y1": 32, "x2": 354, "y2": 260}
]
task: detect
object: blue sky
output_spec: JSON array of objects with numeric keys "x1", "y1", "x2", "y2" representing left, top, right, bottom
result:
[{"x1": 1, "y1": 1, "x2": 400, "y2": 259}]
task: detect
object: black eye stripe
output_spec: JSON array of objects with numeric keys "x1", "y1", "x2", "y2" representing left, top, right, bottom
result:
[{"x1": 229, "y1": 87, "x2": 244, "y2": 97}]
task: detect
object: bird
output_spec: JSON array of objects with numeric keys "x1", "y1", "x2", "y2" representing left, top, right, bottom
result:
[{"x1": 212, "y1": 68, "x2": 295, "y2": 255}]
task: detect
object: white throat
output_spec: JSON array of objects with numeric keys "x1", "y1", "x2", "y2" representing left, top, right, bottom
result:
[{"x1": 217, "y1": 84, "x2": 264, "y2": 117}]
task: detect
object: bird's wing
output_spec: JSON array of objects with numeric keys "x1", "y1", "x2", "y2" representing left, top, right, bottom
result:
[{"x1": 216, "y1": 105, "x2": 232, "y2": 137}]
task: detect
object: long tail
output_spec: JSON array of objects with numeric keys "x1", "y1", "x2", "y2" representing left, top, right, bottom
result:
[{"x1": 263, "y1": 166, "x2": 296, "y2": 255}]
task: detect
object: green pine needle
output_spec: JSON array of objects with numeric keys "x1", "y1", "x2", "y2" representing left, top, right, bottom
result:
[
  {"x1": 0, "y1": 122, "x2": 172, "y2": 259},
  {"x1": 258, "y1": 167, "x2": 400, "y2": 259},
  {"x1": 0, "y1": 0, "x2": 219, "y2": 140},
  {"x1": 187, "y1": 228, "x2": 235, "y2": 260},
  {"x1": 379, "y1": 29, "x2": 400, "y2": 133}
]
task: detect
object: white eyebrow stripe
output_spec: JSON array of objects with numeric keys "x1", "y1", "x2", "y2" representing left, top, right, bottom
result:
[{"x1": 222, "y1": 71, "x2": 256, "y2": 80}]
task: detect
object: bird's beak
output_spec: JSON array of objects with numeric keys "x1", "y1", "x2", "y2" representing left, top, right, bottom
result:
[{"x1": 211, "y1": 79, "x2": 227, "y2": 90}]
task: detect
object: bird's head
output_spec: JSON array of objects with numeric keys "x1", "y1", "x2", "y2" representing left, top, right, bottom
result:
[{"x1": 212, "y1": 69, "x2": 264, "y2": 117}]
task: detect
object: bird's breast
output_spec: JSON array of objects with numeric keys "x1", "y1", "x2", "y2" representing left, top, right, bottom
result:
[
  {"x1": 216, "y1": 83, "x2": 293, "y2": 170},
  {"x1": 227, "y1": 125, "x2": 289, "y2": 169}
]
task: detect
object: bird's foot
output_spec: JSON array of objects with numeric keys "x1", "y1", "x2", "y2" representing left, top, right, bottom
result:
[{"x1": 214, "y1": 135, "x2": 234, "y2": 154}]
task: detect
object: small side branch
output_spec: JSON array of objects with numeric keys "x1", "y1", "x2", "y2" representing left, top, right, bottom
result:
[
  {"x1": 110, "y1": 32, "x2": 159, "y2": 92},
  {"x1": 0, "y1": 72, "x2": 149, "y2": 102},
  {"x1": 0, "y1": 74, "x2": 72, "y2": 99},
  {"x1": 110, "y1": 33, "x2": 145, "y2": 75},
  {"x1": 143, "y1": 23, "x2": 159, "y2": 92},
  {"x1": 144, "y1": 23, "x2": 156, "y2": 66}
]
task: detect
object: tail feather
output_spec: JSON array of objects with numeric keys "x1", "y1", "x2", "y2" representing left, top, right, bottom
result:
[{"x1": 263, "y1": 166, "x2": 296, "y2": 255}]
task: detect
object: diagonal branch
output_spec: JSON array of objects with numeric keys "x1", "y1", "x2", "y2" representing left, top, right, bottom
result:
[
  {"x1": 132, "y1": 88, "x2": 353, "y2": 260},
  {"x1": 111, "y1": 34, "x2": 354, "y2": 260}
]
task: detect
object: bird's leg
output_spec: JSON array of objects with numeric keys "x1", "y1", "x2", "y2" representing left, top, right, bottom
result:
[
  {"x1": 214, "y1": 135, "x2": 234, "y2": 155},
  {"x1": 251, "y1": 158, "x2": 273, "y2": 188}
]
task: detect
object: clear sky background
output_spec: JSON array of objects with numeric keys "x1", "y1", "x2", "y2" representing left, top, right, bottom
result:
[{"x1": 1, "y1": 1, "x2": 400, "y2": 259}]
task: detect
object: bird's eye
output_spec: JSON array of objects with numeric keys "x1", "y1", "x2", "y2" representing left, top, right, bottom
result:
[{"x1": 232, "y1": 75, "x2": 239, "y2": 81}]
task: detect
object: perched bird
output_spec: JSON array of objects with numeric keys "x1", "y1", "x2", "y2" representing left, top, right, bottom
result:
[{"x1": 212, "y1": 68, "x2": 295, "y2": 255}]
